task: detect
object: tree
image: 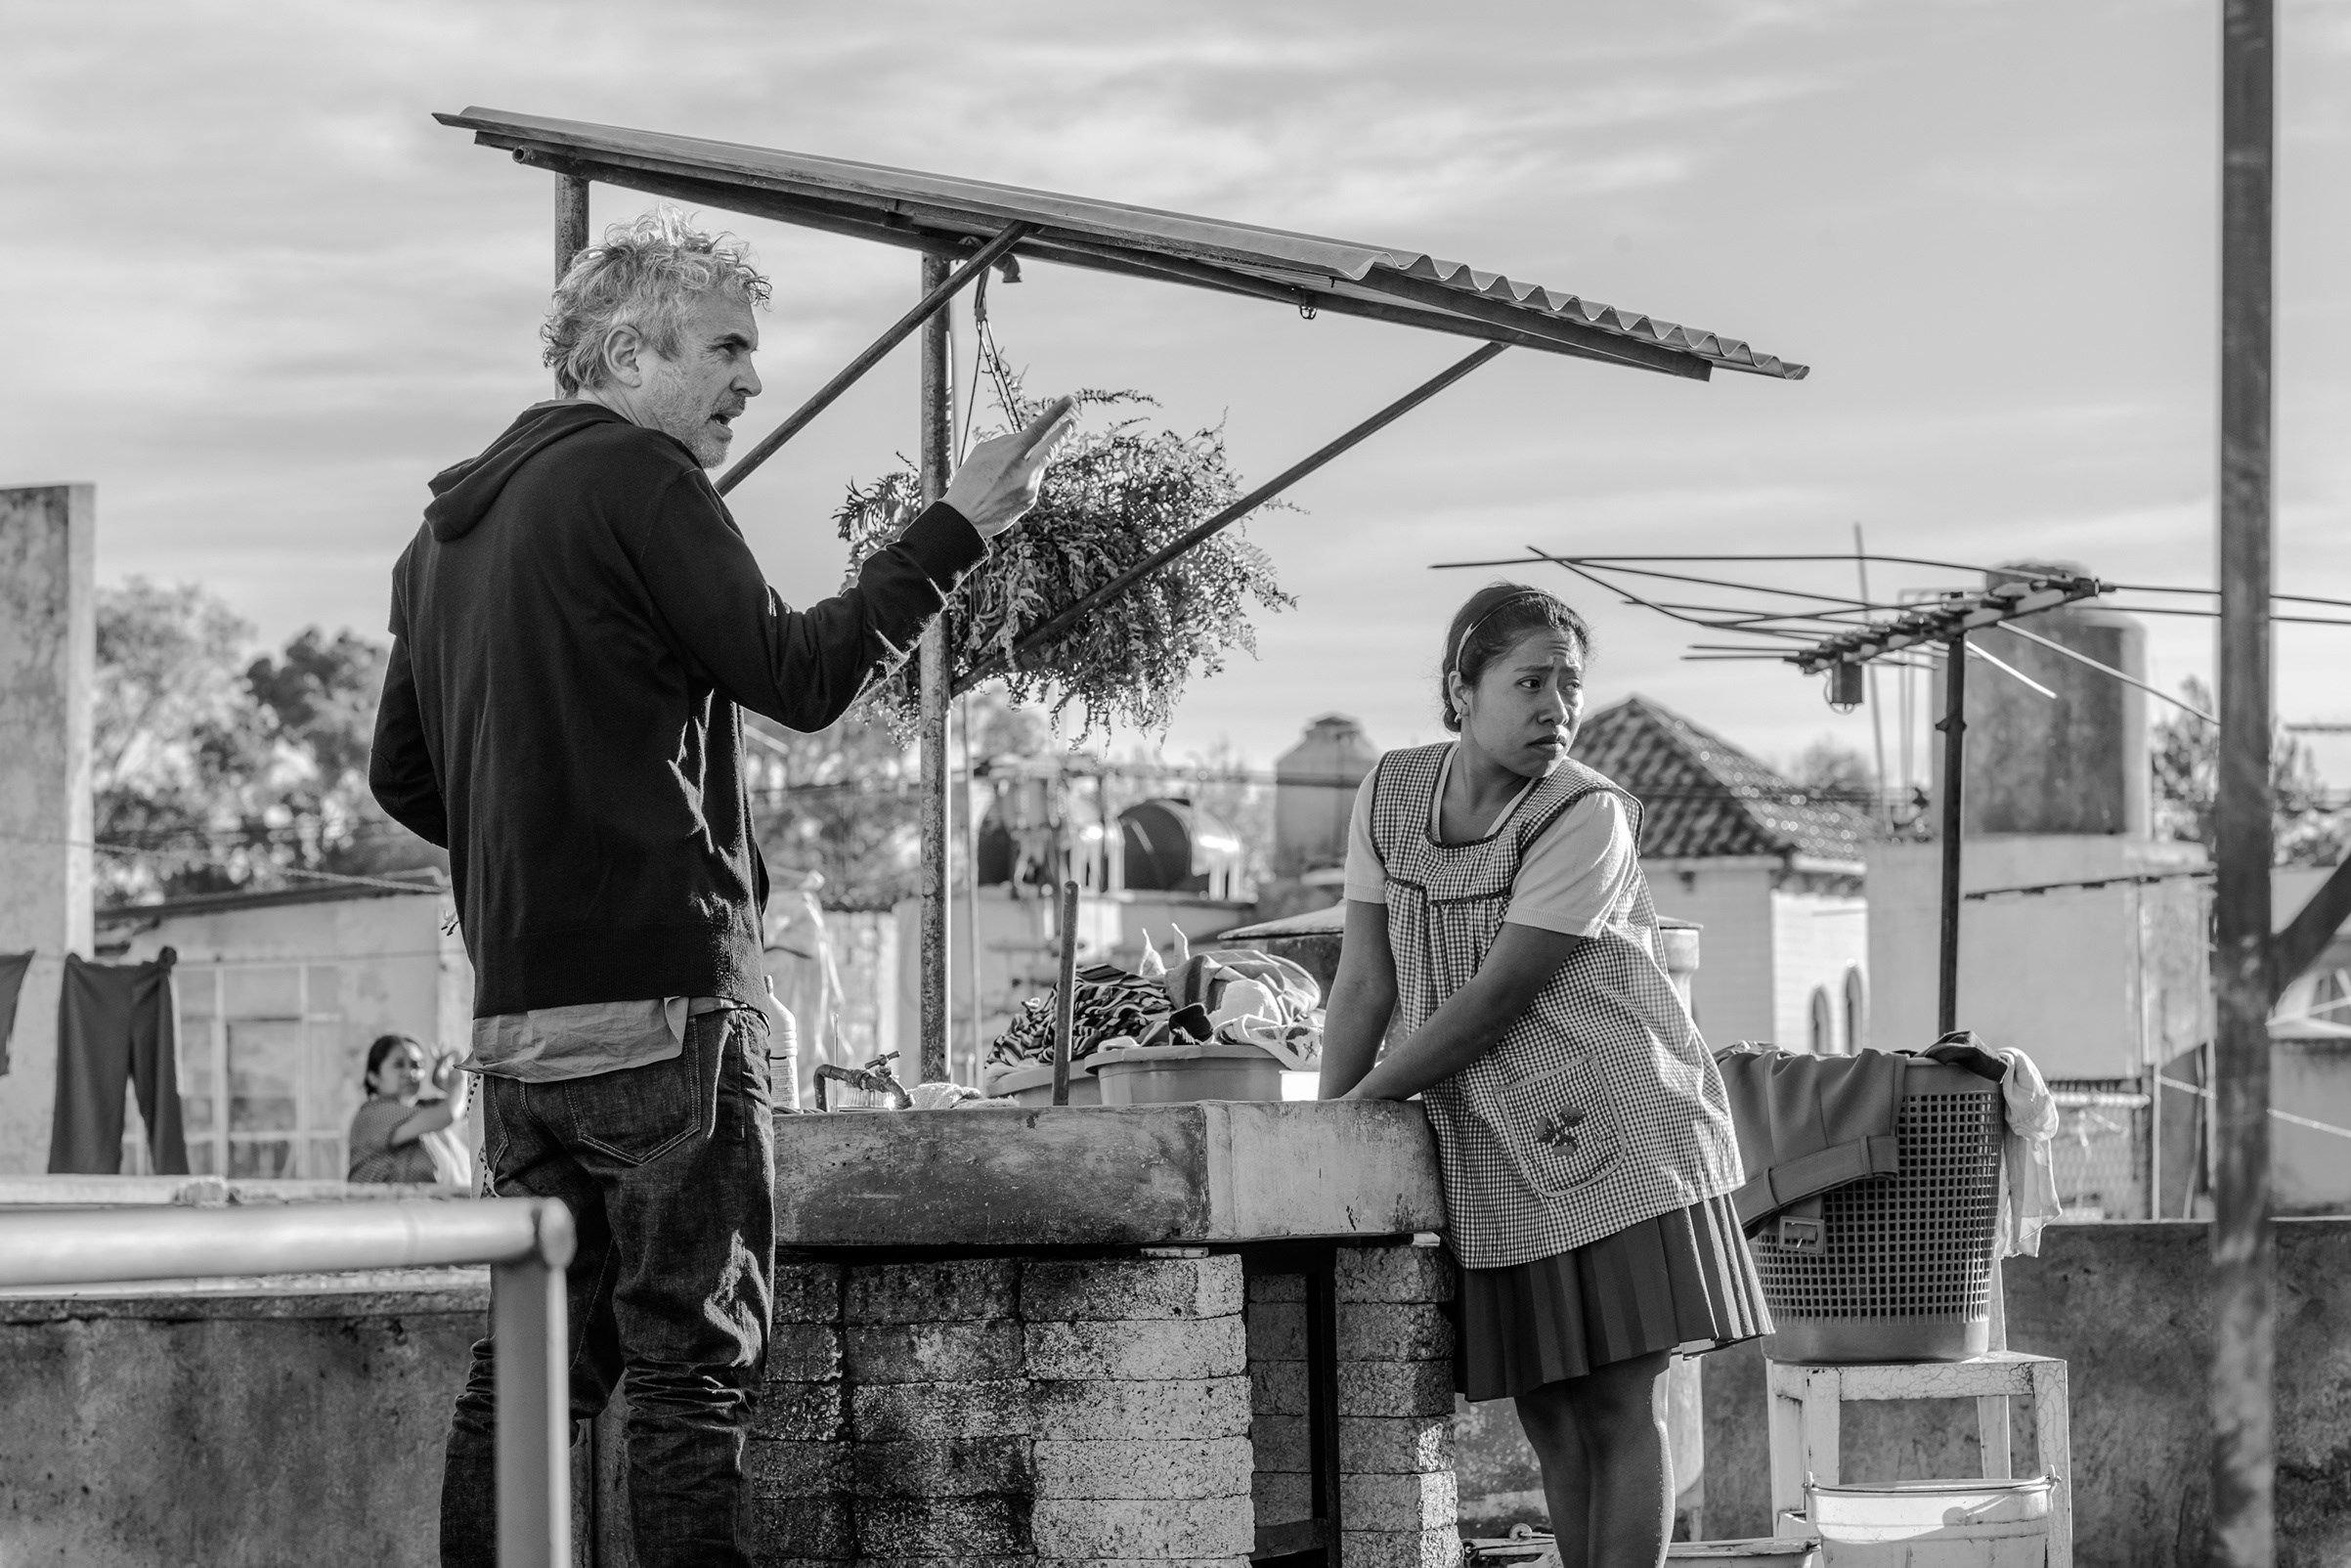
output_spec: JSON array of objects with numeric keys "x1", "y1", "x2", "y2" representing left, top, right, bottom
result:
[
  {"x1": 2152, "y1": 675, "x2": 2344, "y2": 866},
  {"x1": 1788, "y1": 737, "x2": 1879, "y2": 811},
  {"x1": 746, "y1": 687, "x2": 1059, "y2": 911},
  {"x1": 91, "y1": 581, "x2": 442, "y2": 906},
  {"x1": 92, "y1": 580, "x2": 278, "y2": 902}
]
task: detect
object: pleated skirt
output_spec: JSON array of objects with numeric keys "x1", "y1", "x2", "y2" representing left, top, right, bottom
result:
[{"x1": 1455, "y1": 1193, "x2": 1772, "y2": 1403}]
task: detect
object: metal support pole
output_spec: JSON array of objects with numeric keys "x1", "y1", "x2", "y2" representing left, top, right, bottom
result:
[
  {"x1": 1937, "y1": 632, "x2": 1968, "y2": 1036},
  {"x1": 918, "y1": 251, "x2": 954, "y2": 1084},
  {"x1": 954, "y1": 340, "x2": 1507, "y2": 696},
  {"x1": 2213, "y1": 1, "x2": 2277, "y2": 1561},
  {"x1": 555, "y1": 174, "x2": 590, "y2": 283},
  {"x1": 717, "y1": 224, "x2": 1031, "y2": 497},
  {"x1": 1051, "y1": 878, "x2": 1079, "y2": 1108},
  {"x1": 494, "y1": 1246, "x2": 573, "y2": 1568},
  {"x1": 555, "y1": 175, "x2": 591, "y2": 398}
]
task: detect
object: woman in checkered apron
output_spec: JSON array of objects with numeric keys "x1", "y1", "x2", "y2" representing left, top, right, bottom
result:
[{"x1": 1322, "y1": 584, "x2": 1767, "y2": 1568}]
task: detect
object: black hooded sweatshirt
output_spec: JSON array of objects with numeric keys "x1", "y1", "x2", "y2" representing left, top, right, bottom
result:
[{"x1": 370, "y1": 400, "x2": 983, "y2": 1018}]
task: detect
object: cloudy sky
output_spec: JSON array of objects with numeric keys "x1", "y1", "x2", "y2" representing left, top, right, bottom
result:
[{"x1": 9, "y1": 0, "x2": 2349, "y2": 785}]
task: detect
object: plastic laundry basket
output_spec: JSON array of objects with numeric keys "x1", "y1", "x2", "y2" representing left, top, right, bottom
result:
[{"x1": 1754, "y1": 1060, "x2": 2004, "y2": 1364}]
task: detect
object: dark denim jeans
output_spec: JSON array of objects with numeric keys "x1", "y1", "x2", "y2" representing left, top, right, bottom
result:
[{"x1": 441, "y1": 1006, "x2": 774, "y2": 1568}]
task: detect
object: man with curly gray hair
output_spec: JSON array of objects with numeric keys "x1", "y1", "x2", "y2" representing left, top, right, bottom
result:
[{"x1": 371, "y1": 208, "x2": 1070, "y2": 1567}]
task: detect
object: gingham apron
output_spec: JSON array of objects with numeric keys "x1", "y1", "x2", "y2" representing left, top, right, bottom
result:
[{"x1": 1369, "y1": 744, "x2": 1743, "y2": 1269}]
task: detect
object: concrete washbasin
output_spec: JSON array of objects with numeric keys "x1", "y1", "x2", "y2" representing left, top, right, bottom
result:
[{"x1": 772, "y1": 1098, "x2": 1444, "y2": 1248}]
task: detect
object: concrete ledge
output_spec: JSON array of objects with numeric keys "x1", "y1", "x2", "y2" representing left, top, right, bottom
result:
[
  {"x1": 773, "y1": 1101, "x2": 1442, "y2": 1248},
  {"x1": 0, "y1": 1267, "x2": 489, "y2": 1320},
  {"x1": 0, "y1": 1175, "x2": 473, "y2": 1206}
]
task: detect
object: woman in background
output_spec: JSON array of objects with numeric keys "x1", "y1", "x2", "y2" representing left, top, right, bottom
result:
[
  {"x1": 1320, "y1": 583, "x2": 1765, "y2": 1568},
  {"x1": 347, "y1": 1033, "x2": 472, "y2": 1186}
]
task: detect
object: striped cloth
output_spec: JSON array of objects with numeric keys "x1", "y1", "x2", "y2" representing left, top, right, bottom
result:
[
  {"x1": 1367, "y1": 744, "x2": 1744, "y2": 1269},
  {"x1": 1454, "y1": 1192, "x2": 1771, "y2": 1400}
]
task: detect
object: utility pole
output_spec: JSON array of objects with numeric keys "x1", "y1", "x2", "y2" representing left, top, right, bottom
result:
[{"x1": 2211, "y1": 1, "x2": 2277, "y2": 1562}]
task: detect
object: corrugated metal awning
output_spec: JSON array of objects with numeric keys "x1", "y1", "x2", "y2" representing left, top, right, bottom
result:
[{"x1": 437, "y1": 108, "x2": 1807, "y2": 384}]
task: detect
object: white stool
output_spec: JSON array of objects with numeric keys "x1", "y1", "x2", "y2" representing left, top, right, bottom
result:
[{"x1": 1766, "y1": 1351, "x2": 2071, "y2": 1568}]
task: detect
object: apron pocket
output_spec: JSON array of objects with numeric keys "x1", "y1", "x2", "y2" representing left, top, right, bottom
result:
[{"x1": 1496, "y1": 1057, "x2": 1621, "y2": 1195}]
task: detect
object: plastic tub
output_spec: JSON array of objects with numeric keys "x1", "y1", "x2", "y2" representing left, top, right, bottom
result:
[
  {"x1": 1807, "y1": 1476, "x2": 2051, "y2": 1567},
  {"x1": 984, "y1": 1061, "x2": 1103, "y2": 1108},
  {"x1": 1092, "y1": 1043, "x2": 1285, "y2": 1106},
  {"x1": 1755, "y1": 1060, "x2": 2004, "y2": 1363}
]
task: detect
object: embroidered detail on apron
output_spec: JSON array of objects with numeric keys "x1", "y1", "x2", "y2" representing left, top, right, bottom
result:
[{"x1": 1370, "y1": 743, "x2": 1743, "y2": 1268}]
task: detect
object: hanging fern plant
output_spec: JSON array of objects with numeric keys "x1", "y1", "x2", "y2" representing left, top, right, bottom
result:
[{"x1": 833, "y1": 355, "x2": 1293, "y2": 739}]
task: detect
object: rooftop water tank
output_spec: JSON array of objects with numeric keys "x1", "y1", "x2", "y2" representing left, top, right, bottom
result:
[
  {"x1": 1274, "y1": 715, "x2": 1378, "y2": 876},
  {"x1": 1118, "y1": 798, "x2": 1242, "y2": 898},
  {"x1": 1934, "y1": 562, "x2": 2150, "y2": 837}
]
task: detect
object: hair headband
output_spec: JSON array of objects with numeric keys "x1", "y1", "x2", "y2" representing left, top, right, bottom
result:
[{"x1": 1449, "y1": 590, "x2": 1557, "y2": 675}]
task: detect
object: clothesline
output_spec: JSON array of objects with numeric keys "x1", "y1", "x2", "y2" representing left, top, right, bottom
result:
[{"x1": 2156, "y1": 1074, "x2": 2351, "y2": 1141}]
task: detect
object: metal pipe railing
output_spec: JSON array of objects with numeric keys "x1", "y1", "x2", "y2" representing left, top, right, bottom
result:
[{"x1": 0, "y1": 1197, "x2": 575, "y2": 1567}]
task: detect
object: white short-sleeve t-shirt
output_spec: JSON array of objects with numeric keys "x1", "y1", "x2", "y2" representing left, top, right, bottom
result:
[{"x1": 1341, "y1": 748, "x2": 1636, "y2": 937}]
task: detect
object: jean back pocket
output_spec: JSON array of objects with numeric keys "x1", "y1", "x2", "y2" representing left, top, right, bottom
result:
[{"x1": 560, "y1": 1039, "x2": 708, "y2": 1166}]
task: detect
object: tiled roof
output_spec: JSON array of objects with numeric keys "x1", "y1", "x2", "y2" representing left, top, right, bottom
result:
[{"x1": 1572, "y1": 695, "x2": 1878, "y2": 864}]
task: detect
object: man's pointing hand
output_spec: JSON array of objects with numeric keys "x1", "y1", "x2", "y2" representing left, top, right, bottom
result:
[{"x1": 942, "y1": 396, "x2": 1078, "y2": 539}]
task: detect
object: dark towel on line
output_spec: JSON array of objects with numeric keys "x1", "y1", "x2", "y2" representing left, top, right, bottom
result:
[
  {"x1": 48, "y1": 951, "x2": 190, "y2": 1175},
  {"x1": 0, "y1": 950, "x2": 30, "y2": 1076}
]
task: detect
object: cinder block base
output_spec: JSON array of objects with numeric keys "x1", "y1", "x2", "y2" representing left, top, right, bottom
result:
[
  {"x1": 756, "y1": 1495, "x2": 853, "y2": 1558},
  {"x1": 1251, "y1": 1410, "x2": 1311, "y2": 1471},
  {"x1": 1030, "y1": 1496, "x2": 1254, "y2": 1558},
  {"x1": 773, "y1": 1258, "x2": 845, "y2": 1323},
  {"x1": 754, "y1": 1380, "x2": 847, "y2": 1442},
  {"x1": 851, "y1": 1379, "x2": 1032, "y2": 1441},
  {"x1": 853, "y1": 1496, "x2": 1030, "y2": 1556},
  {"x1": 1032, "y1": 1435, "x2": 1252, "y2": 1500},
  {"x1": 1025, "y1": 1315, "x2": 1246, "y2": 1381},
  {"x1": 1341, "y1": 1468, "x2": 1458, "y2": 1532},
  {"x1": 1023, "y1": 1254, "x2": 1243, "y2": 1321},
  {"x1": 1245, "y1": 1297, "x2": 1309, "y2": 1361},
  {"x1": 1338, "y1": 1415, "x2": 1453, "y2": 1474},
  {"x1": 1340, "y1": 1525, "x2": 1462, "y2": 1568},
  {"x1": 1032, "y1": 1375, "x2": 1250, "y2": 1440},
  {"x1": 1250, "y1": 1357, "x2": 1310, "y2": 1416},
  {"x1": 747, "y1": 1437, "x2": 844, "y2": 1496},
  {"x1": 1252, "y1": 1466, "x2": 1313, "y2": 1523},
  {"x1": 1334, "y1": 1242, "x2": 1455, "y2": 1304},
  {"x1": 851, "y1": 1435, "x2": 1034, "y2": 1498},
  {"x1": 845, "y1": 1320, "x2": 1023, "y2": 1385},
  {"x1": 766, "y1": 1322, "x2": 843, "y2": 1382},
  {"x1": 1336, "y1": 1358, "x2": 1455, "y2": 1418},
  {"x1": 1337, "y1": 1302, "x2": 1455, "y2": 1363},
  {"x1": 847, "y1": 1258, "x2": 1021, "y2": 1325}
]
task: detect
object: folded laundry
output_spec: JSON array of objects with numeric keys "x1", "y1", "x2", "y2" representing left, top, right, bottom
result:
[{"x1": 1713, "y1": 1043, "x2": 1908, "y2": 1239}]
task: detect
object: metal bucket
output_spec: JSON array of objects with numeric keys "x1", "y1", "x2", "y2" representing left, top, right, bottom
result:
[{"x1": 1807, "y1": 1476, "x2": 2051, "y2": 1567}]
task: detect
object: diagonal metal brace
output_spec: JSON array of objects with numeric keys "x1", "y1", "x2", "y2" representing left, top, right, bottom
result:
[
  {"x1": 2273, "y1": 858, "x2": 2351, "y2": 1005},
  {"x1": 716, "y1": 222, "x2": 1034, "y2": 496},
  {"x1": 951, "y1": 339, "x2": 1508, "y2": 696}
]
